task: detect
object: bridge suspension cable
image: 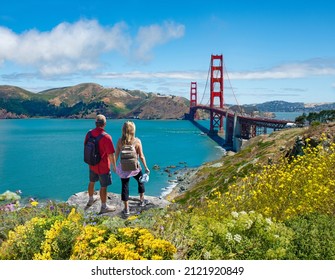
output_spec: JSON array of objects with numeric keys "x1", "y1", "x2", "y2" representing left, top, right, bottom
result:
[
  {"x1": 199, "y1": 59, "x2": 211, "y2": 105},
  {"x1": 223, "y1": 61, "x2": 244, "y2": 115}
]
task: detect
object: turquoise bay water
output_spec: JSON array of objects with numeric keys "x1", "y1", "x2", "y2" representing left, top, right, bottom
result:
[
  {"x1": 273, "y1": 111, "x2": 302, "y2": 121},
  {"x1": 0, "y1": 119, "x2": 225, "y2": 201}
]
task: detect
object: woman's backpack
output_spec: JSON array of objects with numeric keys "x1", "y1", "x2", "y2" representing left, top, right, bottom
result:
[{"x1": 120, "y1": 141, "x2": 138, "y2": 171}]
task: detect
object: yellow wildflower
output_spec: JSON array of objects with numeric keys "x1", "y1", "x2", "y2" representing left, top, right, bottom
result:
[{"x1": 30, "y1": 201, "x2": 39, "y2": 207}]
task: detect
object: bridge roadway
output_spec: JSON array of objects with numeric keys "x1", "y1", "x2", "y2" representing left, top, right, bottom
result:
[
  {"x1": 189, "y1": 105, "x2": 290, "y2": 151},
  {"x1": 193, "y1": 105, "x2": 289, "y2": 128}
]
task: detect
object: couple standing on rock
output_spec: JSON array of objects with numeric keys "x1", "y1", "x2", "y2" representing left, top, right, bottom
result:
[{"x1": 84, "y1": 114, "x2": 150, "y2": 216}]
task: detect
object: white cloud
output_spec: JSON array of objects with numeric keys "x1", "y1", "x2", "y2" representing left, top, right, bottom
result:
[
  {"x1": 229, "y1": 59, "x2": 335, "y2": 80},
  {"x1": 0, "y1": 20, "x2": 130, "y2": 75},
  {"x1": 134, "y1": 21, "x2": 185, "y2": 61},
  {"x1": 97, "y1": 59, "x2": 335, "y2": 82},
  {"x1": 0, "y1": 19, "x2": 185, "y2": 75},
  {"x1": 96, "y1": 70, "x2": 202, "y2": 80}
]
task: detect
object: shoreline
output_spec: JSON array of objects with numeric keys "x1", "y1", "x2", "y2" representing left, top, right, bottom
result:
[
  {"x1": 1, "y1": 167, "x2": 200, "y2": 208},
  {"x1": 1, "y1": 163, "x2": 207, "y2": 210},
  {"x1": 162, "y1": 167, "x2": 200, "y2": 201},
  {"x1": 161, "y1": 157, "x2": 229, "y2": 202}
]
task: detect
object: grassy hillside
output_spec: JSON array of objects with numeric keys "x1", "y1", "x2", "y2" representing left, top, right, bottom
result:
[
  {"x1": 0, "y1": 85, "x2": 36, "y2": 99},
  {"x1": 172, "y1": 122, "x2": 335, "y2": 207},
  {"x1": 0, "y1": 83, "x2": 189, "y2": 119}
]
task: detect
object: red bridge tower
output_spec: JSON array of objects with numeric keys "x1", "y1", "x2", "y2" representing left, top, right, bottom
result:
[
  {"x1": 190, "y1": 81, "x2": 197, "y2": 107},
  {"x1": 189, "y1": 81, "x2": 199, "y2": 119},
  {"x1": 209, "y1": 54, "x2": 224, "y2": 134}
]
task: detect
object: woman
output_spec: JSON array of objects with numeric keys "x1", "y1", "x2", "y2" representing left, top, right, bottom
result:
[{"x1": 115, "y1": 121, "x2": 150, "y2": 215}]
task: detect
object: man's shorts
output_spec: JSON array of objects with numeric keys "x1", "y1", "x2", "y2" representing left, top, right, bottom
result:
[{"x1": 89, "y1": 170, "x2": 112, "y2": 188}]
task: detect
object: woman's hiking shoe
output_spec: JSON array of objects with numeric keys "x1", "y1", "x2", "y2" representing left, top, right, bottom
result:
[{"x1": 99, "y1": 205, "x2": 116, "y2": 214}]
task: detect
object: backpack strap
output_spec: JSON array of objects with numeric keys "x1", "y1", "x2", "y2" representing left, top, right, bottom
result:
[
  {"x1": 85, "y1": 130, "x2": 106, "y2": 144},
  {"x1": 84, "y1": 130, "x2": 92, "y2": 144},
  {"x1": 131, "y1": 137, "x2": 139, "y2": 146},
  {"x1": 96, "y1": 132, "x2": 107, "y2": 142}
]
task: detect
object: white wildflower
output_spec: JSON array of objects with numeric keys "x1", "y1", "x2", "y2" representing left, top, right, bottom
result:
[
  {"x1": 245, "y1": 219, "x2": 253, "y2": 229},
  {"x1": 265, "y1": 218, "x2": 273, "y2": 225},
  {"x1": 226, "y1": 232, "x2": 233, "y2": 241},
  {"x1": 203, "y1": 251, "x2": 211, "y2": 260},
  {"x1": 233, "y1": 234, "x2": 242, "y2": 243},
  {"x1": 231, "y1": 211, "x2": 239, "y2": 218}
]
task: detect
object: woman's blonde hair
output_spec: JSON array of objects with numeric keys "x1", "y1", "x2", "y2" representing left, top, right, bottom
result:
[{"x1": 121, "y1": 121, "x2": 136, "y2": 145}]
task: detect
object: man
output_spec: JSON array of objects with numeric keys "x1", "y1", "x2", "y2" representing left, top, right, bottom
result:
[{"x1": 84, "y1": 114, "x2": 116, "y2": 214}]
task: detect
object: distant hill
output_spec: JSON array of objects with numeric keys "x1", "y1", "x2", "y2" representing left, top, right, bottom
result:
[
  {"x1": 0, "y1": 83, "x2": 189, "y2": 119},
  {"x1": 1, "y1": 84, "x2": 334, "y2": 119},
  {"x1": 248, "y1": 100, "x2": 335, "y2": 112}
]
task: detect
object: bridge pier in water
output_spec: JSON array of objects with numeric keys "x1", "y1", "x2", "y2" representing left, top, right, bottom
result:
[{"x1": 189, "y1": 119, "x2": 226, "y2": 148}]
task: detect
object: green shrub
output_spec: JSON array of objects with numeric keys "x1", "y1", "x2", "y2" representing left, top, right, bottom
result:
[
  {"x1": 285, "y1": 213, "x2": 335, "y2": 259},
  {"x1": 185, "y1": 211, "x2": 293, "y2": 260},
  {"x1": 0, "y1": 206, "x2": 176, "y2": 260},
  {"x1": 0, "y1": 215, "x2": 61, "y2": 259},
  {"x1": 0, "y1": 208, "x2": 82, "y2": 260},
  {"x1": 70, "y1": 226, "x2": 176, "y2": 260},
  {"x1": 0, "y1": 200, "x2": 77, "y2": 246}
]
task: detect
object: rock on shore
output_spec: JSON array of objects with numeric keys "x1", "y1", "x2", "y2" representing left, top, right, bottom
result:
[
  {"x1": 67, "y1": 191, "x2": 170, "y2": 218},
  {"x1": 164, "y1": 167, "x2": 200, "y2": 200}
]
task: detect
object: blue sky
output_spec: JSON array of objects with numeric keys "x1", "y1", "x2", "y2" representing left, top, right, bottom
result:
[{"x1": 0, "y1": 0, "x2": 334, "y2": 105}]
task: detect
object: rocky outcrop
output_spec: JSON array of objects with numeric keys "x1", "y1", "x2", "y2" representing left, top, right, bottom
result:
[
  {"x1": 67, "y1": 191, "x2": 170, "y2": 218},
  {"x1": 0, "y1": 109, "x2": 27, "y2": 119}
]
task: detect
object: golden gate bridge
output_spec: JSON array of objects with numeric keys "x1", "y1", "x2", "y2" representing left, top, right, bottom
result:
[{"x1": 185, "y1": 54, "x2": 290, "y2": 151}]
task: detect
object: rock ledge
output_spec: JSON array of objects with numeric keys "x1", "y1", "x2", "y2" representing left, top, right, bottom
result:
[{"x1": 67, "y1": 191, "x2": 170, "y2": 218}]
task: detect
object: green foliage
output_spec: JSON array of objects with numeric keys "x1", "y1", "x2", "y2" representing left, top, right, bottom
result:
[
  {"x1": 33, "y1": 209, "x2": 84, "y2": 260},
  {"x1": 296, "y1": 110, "x2": 335, "y2": 124},
  {"x1": 0, "y1": 215, "x2": 65, "y2": 260},
  {"x1": 0, "y1": 190, "x2": 21, "y2": 202},
  {"x1": 0, "y1": 200, "x2": 75, "y2": 246},
  {"x1": 285, "y1": 213, "x2": 335, "y2": 260},
  {"x1": 311, "y1": 121, "x2": 321, "y2": 126},
  {"x1": 295, "y1": 110, "x2": 335, "y2": 125},
  {"x1": 295, "y1": 114, "x2": 306, "y2": 125},
  {"x1": 147, "y1": 208, "x2": 293, "y2": 260},
  {"x1": 186, "y1": 211, "x2": 293, "y2": 260},
  {"x1": 0, "y1": 206, "x2": 176, "y2": 260},
  {"x1": 257, "y1": 140, "x2": 275, "y2": 149},
  {"x1": 70, "y1": 225, "x2": 176, "y2": 260}
]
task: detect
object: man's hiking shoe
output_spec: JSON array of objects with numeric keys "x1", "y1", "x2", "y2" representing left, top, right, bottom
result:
[
  {"x1": 84, "y1": 198, "x2": 98, "y2": 209},
  {"x1": 123, "y1": 208, "x2": 130, "y2": 216},
  {"x1": 99, "y1": 206, "x2": 116, "y2": 214},
  {"x1": 140, "y1": 200, "x2": 147, "y2": 207}
]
